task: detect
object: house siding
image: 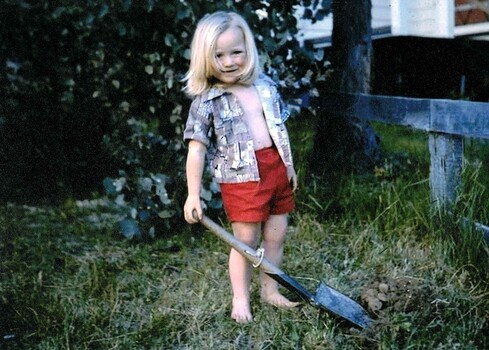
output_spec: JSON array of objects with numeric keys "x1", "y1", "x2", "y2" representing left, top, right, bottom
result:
[{"x1": 298, "y1": 0, "x2": 489, "y2": 48}]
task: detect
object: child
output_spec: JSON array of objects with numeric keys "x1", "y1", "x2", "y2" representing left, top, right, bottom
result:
[{"x1": 182, "y1": 11, "x2": 298, "y2": 324}]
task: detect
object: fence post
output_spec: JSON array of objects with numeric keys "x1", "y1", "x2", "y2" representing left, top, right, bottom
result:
[{"x1": 429, "y1": 132, "x2": 464, "y2": 212}]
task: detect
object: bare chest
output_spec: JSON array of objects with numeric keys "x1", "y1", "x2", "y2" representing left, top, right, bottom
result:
[
  {"x1": 230, "y1": 87, "x2": 263, "y2": 119},
  {"x1": 227, "y1": 85, "x2": 273, "y2": 149}
]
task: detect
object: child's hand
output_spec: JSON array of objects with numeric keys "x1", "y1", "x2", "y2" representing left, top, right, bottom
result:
[
  {"x1": 184, "y1": 195, "x2": 203, "y2": 224},
  {"x1": 287, "y1": 166, "x2": 298, "y2": 192}
]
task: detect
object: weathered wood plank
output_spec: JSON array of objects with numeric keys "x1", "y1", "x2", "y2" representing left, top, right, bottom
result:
[
  {"x1": 353, "y1": 94, "x2": 432, "y2": 130},
  {"x1": 316, "y1": 93, "x2": 431, "y2": 130},
  {"x1": 429, "y1": 133, "x2": 463, "y2": 211},
  {"x1": 318, "y1": 93, "x2": 489, "y2": 139},
  {"x1": 431, "y1": 99, "x2": 489, "y2": 139}
]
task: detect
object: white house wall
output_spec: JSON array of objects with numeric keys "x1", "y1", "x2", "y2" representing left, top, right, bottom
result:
[
  {"x1": 297, "y1": 0, "x2": 489, "y2": 47},
  {"x1": 391, "y1": 0, "x2": 455, "y2": 37}
]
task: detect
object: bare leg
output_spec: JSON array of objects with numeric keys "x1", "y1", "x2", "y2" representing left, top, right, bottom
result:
[
  {"x1": 229, "y1": 221, "x2": 261, "y2": 323},
  {"x1": 260, "y1": 214, "x2": 299, "y2": 308}
]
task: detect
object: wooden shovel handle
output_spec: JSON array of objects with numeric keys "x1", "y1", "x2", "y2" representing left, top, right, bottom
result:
[{"x1": 193, "y1": 211, "x2": 283, "y2": 275}]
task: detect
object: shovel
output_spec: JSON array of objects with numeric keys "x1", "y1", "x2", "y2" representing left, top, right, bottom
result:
[{"x1": 195, "y1": 212, "x2": 372, "y2": 329}]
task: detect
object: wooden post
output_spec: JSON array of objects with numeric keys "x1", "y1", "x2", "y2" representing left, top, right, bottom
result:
[{"x1": 429, "y1": 132, "x2": 464, "y2": 212}]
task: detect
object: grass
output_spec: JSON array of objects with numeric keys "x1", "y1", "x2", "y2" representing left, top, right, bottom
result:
[{"x1": 1, "y1": 123, "x2": 489, "y2": 349}]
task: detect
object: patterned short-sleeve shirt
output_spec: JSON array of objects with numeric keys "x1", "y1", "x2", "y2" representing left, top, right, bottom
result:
[{"x1": 183, "y1": 74, "x2": 294, "y2": 183}]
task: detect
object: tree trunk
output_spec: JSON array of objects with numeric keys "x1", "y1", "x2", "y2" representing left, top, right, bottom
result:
[
  {"x1": 331, "y1": 0, "x2": 372, "y2": 94},
  {"x1": 311, "y1": 0, "x2": 379, "y2": 177}
]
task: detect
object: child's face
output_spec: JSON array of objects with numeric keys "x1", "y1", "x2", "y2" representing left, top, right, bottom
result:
[{"x1": 213, "y1": 26, "x2": 248, "y2": 85}]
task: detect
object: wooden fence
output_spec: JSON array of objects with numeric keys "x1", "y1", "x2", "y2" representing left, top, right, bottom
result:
[{"x1": 316, "y1": 93, "x2": 489, "y2": 240}]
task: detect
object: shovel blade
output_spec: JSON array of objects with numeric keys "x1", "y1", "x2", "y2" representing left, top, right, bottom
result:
[{"x1": 314, "y1": 282, "x2": 372, "y2": 329}]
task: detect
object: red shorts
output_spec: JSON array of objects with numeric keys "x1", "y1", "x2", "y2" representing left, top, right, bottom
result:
[{"x1": 220, "y1": 146, "x2": 295, "y2": 222}]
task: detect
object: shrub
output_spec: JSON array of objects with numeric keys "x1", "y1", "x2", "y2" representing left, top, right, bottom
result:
[{"x1": 0, "y1": 0, "x2": 330, "y2": 238}]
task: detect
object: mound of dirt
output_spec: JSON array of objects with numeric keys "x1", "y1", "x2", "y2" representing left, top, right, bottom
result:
[{"x1": 361, "y1": 276, "x2": 429, "y2": 314}]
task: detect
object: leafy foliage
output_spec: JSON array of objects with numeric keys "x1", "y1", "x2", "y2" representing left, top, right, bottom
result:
[{"x1": 0, "y1": 0, "x2": 331, "y2": 238}]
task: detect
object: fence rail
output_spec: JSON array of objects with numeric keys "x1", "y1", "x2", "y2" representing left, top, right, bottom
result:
[{"x1": 317, "y1": 93, "x2": 489, "y2": 138}]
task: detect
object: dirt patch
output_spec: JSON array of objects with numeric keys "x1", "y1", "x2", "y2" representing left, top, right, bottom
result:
[{"x1": 361, "y1": 276, "x2": 430, "y2": 315}]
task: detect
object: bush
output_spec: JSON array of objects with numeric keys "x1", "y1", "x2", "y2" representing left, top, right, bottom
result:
[{"x1": 0, "y1": 0, "x2": 330, "y2": 238}]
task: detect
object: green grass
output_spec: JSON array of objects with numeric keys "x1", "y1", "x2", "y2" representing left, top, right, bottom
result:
[{"x1": 2, "y1": 123, "x2": 489, "y2": 349}]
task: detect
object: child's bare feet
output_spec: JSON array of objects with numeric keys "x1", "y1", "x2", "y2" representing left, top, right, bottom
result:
[
  {"x1": 261, "y1": 291, "x2": 300, "y2": 308},
  {"x1": 231, "y1": 297, "x2": 254, "y2": 323}
]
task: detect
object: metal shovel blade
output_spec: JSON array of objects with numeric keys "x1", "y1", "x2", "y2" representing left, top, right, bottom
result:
[
  {"x1": 314, "y1": 281, "x2": 372, "y2": 329},
  {"x1": 268, "y1": 271, "x2": 372, "y2": 329}
]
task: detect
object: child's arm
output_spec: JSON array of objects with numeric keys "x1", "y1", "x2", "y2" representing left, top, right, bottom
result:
[{"x1": 184, "y1": 140, "x2": 207, "y2": 224}]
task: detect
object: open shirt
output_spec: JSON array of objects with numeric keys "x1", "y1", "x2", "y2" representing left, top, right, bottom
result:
[{"x1": 183, "y1": 74, "x2": 294, "y2": 183}]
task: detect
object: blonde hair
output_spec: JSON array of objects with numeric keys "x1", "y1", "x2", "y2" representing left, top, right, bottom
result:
[{"x1": 182, "y1": 11, "x2": 261, "y2": 97}]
